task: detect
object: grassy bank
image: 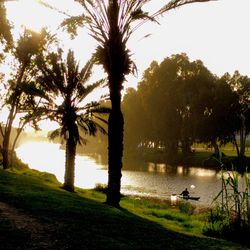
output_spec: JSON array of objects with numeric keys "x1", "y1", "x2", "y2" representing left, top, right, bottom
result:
[{"x1": 0, "y1": 168, "x2": 248, "y2": 249}]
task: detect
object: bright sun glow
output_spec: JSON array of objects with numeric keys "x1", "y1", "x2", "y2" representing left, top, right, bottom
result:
[
  {"x1": 6, "y1": 0, "x2": 61, "y2": 32},
  {"x1": 16, "y1": 141, "x2": 108, "y2": 188}
]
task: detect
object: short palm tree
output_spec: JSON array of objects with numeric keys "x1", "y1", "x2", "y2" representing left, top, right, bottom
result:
[{"x1": 35, "y1": 49, "x2": 108, "y2": 192}]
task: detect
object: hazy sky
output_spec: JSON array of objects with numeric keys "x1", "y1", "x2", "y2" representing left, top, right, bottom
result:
[{"x1": 5, "y1": 0, "x2": 250, "y2": 89}]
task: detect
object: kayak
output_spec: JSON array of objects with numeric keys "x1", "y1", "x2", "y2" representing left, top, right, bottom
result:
[{"x1": 179, "y1": 195, "x2": 200, "y2": 201}]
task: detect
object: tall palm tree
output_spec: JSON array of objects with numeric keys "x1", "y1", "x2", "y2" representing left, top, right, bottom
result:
[
  {"x1": 61, "y1": 0, "x2": 217, "y2": 206},
  {"x1": 35, "y1": 49, "x2": 108, "y2": 192}
]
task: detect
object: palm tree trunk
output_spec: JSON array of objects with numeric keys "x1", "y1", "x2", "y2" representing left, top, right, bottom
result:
[
  {"x1": 106, "y1": 91, "x2": 124, "y2": 207},
  {"x1": 105, "y1": 0, "x2": 125, "y2": 207},
  {"x1": 63, "y1": 135, "x2": 76, "y2": 192}
]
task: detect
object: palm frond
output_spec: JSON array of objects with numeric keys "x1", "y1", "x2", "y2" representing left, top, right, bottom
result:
[
  {"x1": 153, "y1": 0, "x2": 217, "y2": 18},
  {"x1": 36, "y1": 53, "x2": 65, "y2": 94},
  {"x1": 66, "y1": 50, "x2": 80, "y2": 93},
  {"x1": 38, "y1": 0, "x2": 71, "y2": 17},
  {"x1": 78, "y1": 135, "x2": 88, "y2": 145},
  {"x1": 76, "y1": 79, "x2": 106, "y2": 105},
  {"x1": 92, "y1": 114, "x2": 109, "y2": 125},
  {"x1": 131, "y1": 8, "x2": 158, "y2": 23},
  {"x1": 94, "y1": 122, "x2": 107, "y2": 135},
  {"x1": 48, "y1": 128, "x2": 62, "y2": 141},
  {"x1": 60, "y1": 15, "x2": 87, "y2": 39},
  {"x1": 20, "y1": 81, "x2": 51, "y2": 101},
  {"x1": 79, "y1": 56, "x2": 95, "y2": 84},
  {"x1": 78, "y1": 117, "x2": 97, "y2": 136}
]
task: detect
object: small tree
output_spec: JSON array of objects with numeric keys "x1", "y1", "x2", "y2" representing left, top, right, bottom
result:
[{"x1": 0, "y1": 29, "x2": 49, "y2": 169}]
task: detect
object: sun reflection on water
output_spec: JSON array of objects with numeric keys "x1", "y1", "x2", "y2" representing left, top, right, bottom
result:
[{"x1": 15, "y1": 141, "x2": 108, "y2": 189}]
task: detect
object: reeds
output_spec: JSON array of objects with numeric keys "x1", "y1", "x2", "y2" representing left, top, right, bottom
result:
[{"x1": 204, "y1": 165, "x2": 250, "y2": 245}]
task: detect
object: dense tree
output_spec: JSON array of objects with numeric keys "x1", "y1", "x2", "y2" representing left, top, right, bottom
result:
[
  {"x1": 123, "y1": 54, "x2": 242, "y2": 159},
  {"x1": 34, "y1": 49, "x2": 108, "y2": 191},
  {"x1": 196, "y1": 75, "x2": 240, "y2": 154},
  {"x1": 226, "y1": 71, "x2": 250, "y2": 159},
  {"x1": 122, "y1": 88, "x2": 141, "y2": 149},
  {"x1": 141, "y1": 54, "x2": 217, "y2": 154}
]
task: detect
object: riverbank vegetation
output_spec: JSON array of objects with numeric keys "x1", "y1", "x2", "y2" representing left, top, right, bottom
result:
[
  {"x1": 204, "y1": 169, "x2": 250, "y2": 246},
  {"x1": 0, "y1": 166, "x2": 248, "y2": 249}
]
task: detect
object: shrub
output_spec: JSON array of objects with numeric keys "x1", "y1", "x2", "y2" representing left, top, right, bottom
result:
[
  {"x1": 94, "y1": 183, "x2": 108, "y2": 194},
  {"x1": 178, "y1": 202, "x2": 195, "y2": 215}
]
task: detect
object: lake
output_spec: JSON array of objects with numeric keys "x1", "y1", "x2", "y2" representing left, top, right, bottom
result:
[{"x1": 16, "y1": 141, "x2": 224, "y2": 206}]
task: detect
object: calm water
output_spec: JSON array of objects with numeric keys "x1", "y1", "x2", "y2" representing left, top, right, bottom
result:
[{"x1": 16, "y1": 141, "x2": 224, "y2": 206}]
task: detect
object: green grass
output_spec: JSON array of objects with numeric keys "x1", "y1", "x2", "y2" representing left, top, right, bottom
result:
[
  {"x1": 0, "y1": 168, "x2": 248, "y2": 249},
  {"x1": 192, "y1": 142, "x2": 250, "y2": 157}
]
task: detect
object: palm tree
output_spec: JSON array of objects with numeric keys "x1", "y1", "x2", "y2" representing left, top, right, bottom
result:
[
  {"x1": 60, "y1": 0, "x2": 217, "y2": 206},
  {"x1": 35, "y1": 49, "x2": 108, "y2": 192}
]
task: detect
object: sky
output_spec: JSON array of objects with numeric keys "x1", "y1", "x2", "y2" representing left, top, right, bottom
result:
[{"x1": 5, "y1": 0, "x2": 250, "y2": 91}]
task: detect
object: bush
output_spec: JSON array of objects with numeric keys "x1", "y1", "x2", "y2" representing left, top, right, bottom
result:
[
  {"x1": 94, "y1": 183, "x2": 108, "y2": 194},
  {"x1": 178, "y1": 202, "x2": 195, "y2": 215}
]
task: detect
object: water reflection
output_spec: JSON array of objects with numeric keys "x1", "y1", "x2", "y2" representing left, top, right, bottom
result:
[
  {"x1": 148, "y1": 163, "x2": 167, "y2": 173},
  {"x1": 147, "y1": 162, "x2": 217, "y2": 178},
  {"x1": 16, "y1": 141, "x2": 225, "y2": 206}
]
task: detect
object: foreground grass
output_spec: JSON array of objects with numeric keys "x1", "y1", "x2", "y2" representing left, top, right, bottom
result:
[{"x1": 0, "y1": 168, "x2": 248, "y2": 250}]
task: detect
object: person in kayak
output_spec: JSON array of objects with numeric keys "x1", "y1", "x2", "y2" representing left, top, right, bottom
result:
[{"x1": 180, "y1": 188, "x2": 189, "y2": 198}]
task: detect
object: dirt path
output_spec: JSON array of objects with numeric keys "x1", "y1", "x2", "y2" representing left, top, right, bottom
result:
[{"x1": 0, "y1": 201, "x2": 57, "y2": 249}]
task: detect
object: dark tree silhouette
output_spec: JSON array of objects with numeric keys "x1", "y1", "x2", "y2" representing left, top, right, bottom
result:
[{"x1": 123, "y1": 54, "x2": 241, "y2": 158}]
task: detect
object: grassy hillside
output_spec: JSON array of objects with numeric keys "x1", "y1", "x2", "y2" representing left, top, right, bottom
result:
[{"x1": 0, "y1": 168, "x2": 248, "y2": 249}]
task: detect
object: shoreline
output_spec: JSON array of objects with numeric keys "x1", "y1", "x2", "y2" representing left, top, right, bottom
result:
[{"x1": 123, "y1": 193, "x2": 212, "y2": 213}]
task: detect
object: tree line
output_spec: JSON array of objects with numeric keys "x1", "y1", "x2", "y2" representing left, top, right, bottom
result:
[{"x1": 122, "y1": 53, "x2": 250, "y2": 164}]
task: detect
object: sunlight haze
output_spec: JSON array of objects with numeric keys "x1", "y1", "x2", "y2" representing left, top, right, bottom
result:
[
  {"x1": 3, "y1": 0, "x2": 250, "y2": 131},
  {"x1": 5, "y1": 0, "x2": 250, "y2": 90}
]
